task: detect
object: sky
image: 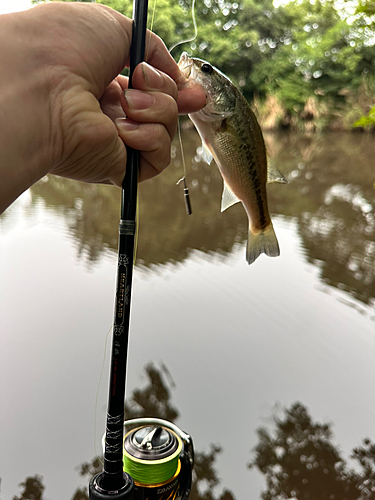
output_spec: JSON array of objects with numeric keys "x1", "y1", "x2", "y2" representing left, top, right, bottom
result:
[{"x1": 0, "y1": 0, "x2": 33, "y2": 15}]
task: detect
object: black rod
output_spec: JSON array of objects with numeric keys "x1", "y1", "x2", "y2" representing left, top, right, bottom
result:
[{"x1": 101, "y1": 0, "x2": 149, "y2": 492}]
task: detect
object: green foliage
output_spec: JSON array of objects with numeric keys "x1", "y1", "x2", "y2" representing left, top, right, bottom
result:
[
  {"x1": 356, "y1": 0, "x2": 375, "y2": 22},
  {"x1": 354, "y1": 105, "x2": 375, "y2": 128},
  {"x1": 30, "y1": 0, "x2": 375, "y2": 127}
]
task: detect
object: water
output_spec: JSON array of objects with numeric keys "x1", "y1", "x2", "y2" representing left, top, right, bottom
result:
[{"x1": 1, "y1": 131, "x2": 374, "y2": 500}]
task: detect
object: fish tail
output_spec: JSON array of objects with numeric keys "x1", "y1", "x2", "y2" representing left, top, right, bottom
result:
[{"x1": 246, "y1": 224, "x2": 280, "y2": 265}]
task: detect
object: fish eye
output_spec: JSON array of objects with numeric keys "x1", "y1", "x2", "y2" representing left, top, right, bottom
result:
[{"x1": 201, "y1": 63, "x2": 213, "y2": 74}]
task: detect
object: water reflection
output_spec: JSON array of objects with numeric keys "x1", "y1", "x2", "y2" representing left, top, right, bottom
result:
[
  {"x1": 73, "y1": 363, "x2": 235, "y2": 500},
  {"x1": 265, "y1": 132, "x2": 375, "y2": 307},
  {"x1": 3, "y1": 131, "x2": 374, "y2": 306},
  {"x1": 11, "y1": 364, "x2": 233, "y2": 500},
  {"x1": 249, "y1": 402, "x2": 375, "y2": 500},
  {"x1": 26, "y1": 178, "x2": 121, "y2": 263},
  {"x1": 11, "y1": 365, "x2": 375, "y2": 500},
  {"x1": 12, "y1": 475, "x2": 45, "y2": 500}
]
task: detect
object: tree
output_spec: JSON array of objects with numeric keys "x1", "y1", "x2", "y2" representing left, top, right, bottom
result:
[{"x1": 31, "y1": 0, "x2": 375, "y2": 128}]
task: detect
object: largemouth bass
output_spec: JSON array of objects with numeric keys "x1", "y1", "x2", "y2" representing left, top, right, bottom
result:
[{"x1": 178, "y1": 52, "x2": 286, "y2": 264}]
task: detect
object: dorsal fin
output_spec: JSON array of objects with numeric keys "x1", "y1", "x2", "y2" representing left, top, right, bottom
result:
[{"x1": 267, "y1": 162, "x2": 288, "y2": 184}]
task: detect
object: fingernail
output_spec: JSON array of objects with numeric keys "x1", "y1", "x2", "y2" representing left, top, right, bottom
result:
[
  {"x1": 141, "y1": 62, "x2": 163, "y2": 88},
  {"x1": 115, "y1": 118, "x2": 139, "y2": 131},
  {"x1": 124, "y1": 89, "x2": 154, "y2": 110}
]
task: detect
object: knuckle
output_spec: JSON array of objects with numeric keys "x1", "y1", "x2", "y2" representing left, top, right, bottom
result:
[{"x1": 150, "y1": 128, "x2": 171, "y2": 169}]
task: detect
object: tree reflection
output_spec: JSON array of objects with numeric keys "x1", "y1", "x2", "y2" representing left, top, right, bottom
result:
[
  {"x1": 29, "y1": 178, "x2": 121, "y2": 264},
  {"x1": 11, "y1": 364, "x2": 234, "y2": 500},
  {"x1": 25, "y1": 131, "x2": 375, "y2": 308},
  {"x1": 124, "y1": 362, "x2": 179, "y2": 422},
  {"x1": 352, "y1": 438, "x2": 375, "y2": 498},
  {"x1": 13, "y1": 475, "x2": 45, "y2": 500},
  {"x1": 73, "y1": 363, "x2": 234, "y2": 500},
  {"x1": 190, "y1": 444, "x2": 235, "y2": 500},
  {"x1": 265, "y1": 132, "x2": 375, "y2": 307},
  {"x1": 249, "y1": 402, "x2": 375, "y2": 500},
  {"x1": 13, "y1": 393, "x2": 375, "y2": 500},
  {"x1": 28, "y1": 129, "x2": 247, "y2": 268}
]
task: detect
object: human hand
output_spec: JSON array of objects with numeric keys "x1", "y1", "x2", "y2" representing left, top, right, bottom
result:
[
  {"x1": 87, "y1": 61, "x2": 182, "y2": 184},
  {"x1": 39, "y1": 2, "x2": 205, "y2": 185},
  {"x1": 0, "y1": 2, "x2": 206, "y2": 212}
]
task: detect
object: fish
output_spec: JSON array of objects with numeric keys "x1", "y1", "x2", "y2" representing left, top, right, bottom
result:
[{"x1": 178, "y1": 52, "x2": 287, "y2": 264}]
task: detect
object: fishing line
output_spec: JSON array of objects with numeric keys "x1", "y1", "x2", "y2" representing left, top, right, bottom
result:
[
  {"x1": 123, "y1": 434, "x2": 182, "y2": 485},
  {"x1": 169, "y1": 0, "x2": 198, "y2": 54},
  {"x1": 94, "y1": 325, "x2": 113, "y2": 465},
  {"x1": 170, "y1": 0, "x2": 198, "y2": 214},
  {"x1": 94, "y1": 196, "x2": 140, "y2": 465},
  {"x1": 123, "y1": 457, "x2": 180, "y2": 486},
  {"x1": 145, "y1": 0, "x2": 157, "y2": 62}
]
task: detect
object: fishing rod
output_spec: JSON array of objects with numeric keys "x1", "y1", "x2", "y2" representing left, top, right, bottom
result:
[
  {"x1": 89, "y1": 0, "x2": 149, "y2": 497},
  {"x1": 89, "y1": 0, "x2": 195, "y2": 498}
]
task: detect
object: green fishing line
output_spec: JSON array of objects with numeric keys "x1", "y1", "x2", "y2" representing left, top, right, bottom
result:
[{"x1": 123, "y1": 430, "x2": 182, "y2": 485}]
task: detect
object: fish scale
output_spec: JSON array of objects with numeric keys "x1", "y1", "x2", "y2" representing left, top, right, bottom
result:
[
  {"x1": 178, "y1": 52, "x2": 286, "y2": 264},
  {"x1": 213, "y1": 114, "x2": 270, "y2": 231}
]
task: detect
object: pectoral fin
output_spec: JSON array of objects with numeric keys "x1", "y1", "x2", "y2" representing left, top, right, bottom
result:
[
  {"x1": 200, "y1": 107, "x2": 234, "y2": 121},
  {"x1": 201, "y1": 142, "x2": 213, "y2": 165},
  {"x1": 221, "y1": 183, "x2": 240, "y2": 212},
  {"x1": 267, "y1": 162, "x2": 288, "y2": 184}
]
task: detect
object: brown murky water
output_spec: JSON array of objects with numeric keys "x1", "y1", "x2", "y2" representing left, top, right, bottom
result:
[{"x1": 1, "y1": 130, "x2": 374, "y2": 500}]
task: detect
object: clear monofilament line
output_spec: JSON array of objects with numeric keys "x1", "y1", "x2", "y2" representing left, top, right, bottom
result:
[
  {"x1": 170, "y1": 0, "x2": 198, "y2": 214},
  {"x1": 178, "y1": 120, "x2": 187, "y2": 180},
  {"x1": 94, "y1": 325, "x2": 113, "y2": 466},
  {"x1": 169, "y1": 0, "x2": 197, "y2": 54},
  {"x1": 144, "y1": 0, "x2": 157, "y2": 62}
]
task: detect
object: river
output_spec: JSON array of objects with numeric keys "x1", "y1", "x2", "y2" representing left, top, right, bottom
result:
[{"x1": 1, "y1": 130, "x2": 374, "y2": 500}]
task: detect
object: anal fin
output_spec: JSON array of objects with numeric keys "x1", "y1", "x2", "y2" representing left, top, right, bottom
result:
[{"x1": 221, "y1": 182, "x2": 240, "y2": 212}]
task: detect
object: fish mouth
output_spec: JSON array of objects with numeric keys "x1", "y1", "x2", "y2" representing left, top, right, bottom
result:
[{"x1": 178, "y1": 51, "x2": 193, "y2": 78}]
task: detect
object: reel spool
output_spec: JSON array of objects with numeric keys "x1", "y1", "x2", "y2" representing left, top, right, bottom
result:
[{"x1": 123, "y1": 418, "x2": 194, "y2": 500}]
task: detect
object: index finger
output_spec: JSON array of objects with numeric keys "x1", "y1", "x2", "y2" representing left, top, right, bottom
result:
[
  {"x1": 144, "y1": 32, "x2": 186, "y2": 87},
  {"x1": 110, "y1": 9, "x2": 206, "y2": 113},
  {"x1": 108, "y1": 7, "x2": 182, "y2": 85},
  {"x1": 142, "y1": 35, "x2": 207, "y2": 113}
]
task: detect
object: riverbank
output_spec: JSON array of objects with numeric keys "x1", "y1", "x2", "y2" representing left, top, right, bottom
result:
[{"x1": 252, "y1": 91, "x2": 375, "y2": 133}]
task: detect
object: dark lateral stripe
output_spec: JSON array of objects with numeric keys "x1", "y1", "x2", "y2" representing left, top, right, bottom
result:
[{"x1": 244, "y1": 148, "x2": 267, "y2": 228}]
